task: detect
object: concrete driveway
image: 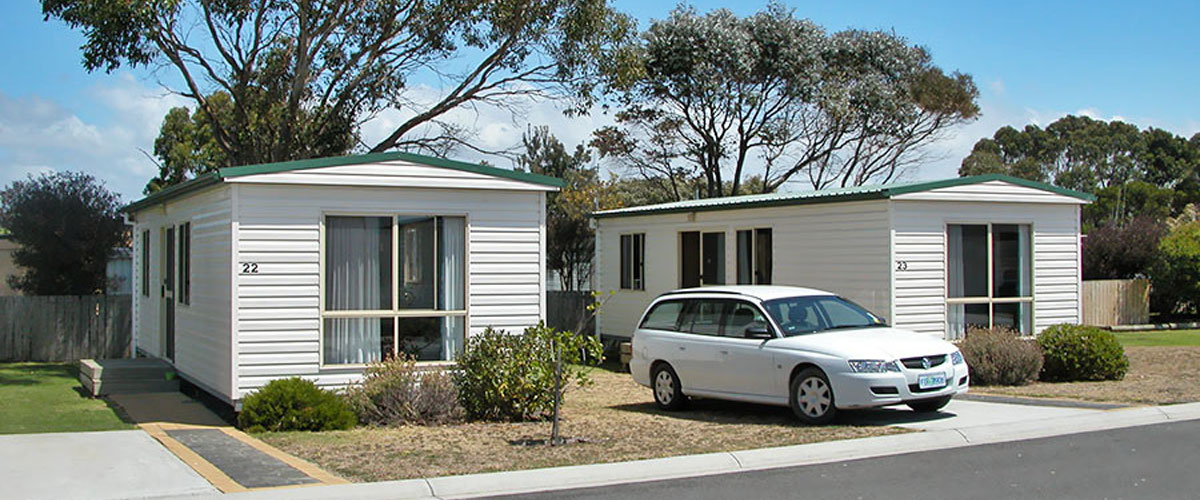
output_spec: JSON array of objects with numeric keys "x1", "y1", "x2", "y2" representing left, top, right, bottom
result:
[
  {"x1": 839, "y1": 398, "x2": 1104, "y2": 430},
  {"x1": 0, "y1": 430, "x2": 216, "y2": 500}
]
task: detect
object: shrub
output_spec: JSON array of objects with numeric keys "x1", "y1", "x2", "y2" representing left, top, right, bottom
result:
[
  {"x1": 344, "y1": 354, "x2": 464, "y2": 426},
  {"x1": 1148, "y1": 221, "x2": 1200, "y2": 316},
  {"x1": 1037, "y1": 324, "x2": 1129, "y2": 382},
  {"x1": 1081, "y1": 215, "x2": 1167, "y2": 280},
  {"x1": 455, "y1": 322, "x2": 602, "y2": 422},
  {"x1": 238, "y1": 377, "x2": 356, "y2": 432},
  {"x1": 959, "y1": 326, "x2": 1043, "y2": 386}
]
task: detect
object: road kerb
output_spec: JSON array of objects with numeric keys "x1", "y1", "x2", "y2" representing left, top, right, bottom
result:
[{"x1": 170, "y1": 403, "x2": 1200, "y2": 500}]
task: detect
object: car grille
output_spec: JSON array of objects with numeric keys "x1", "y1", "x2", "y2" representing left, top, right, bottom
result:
[
  {"x1": 900, "y1": 354, "x2": 947, "y2": 370},
  {"x1": 908, "y1": 383, "x2": 945, "y2": 393}
]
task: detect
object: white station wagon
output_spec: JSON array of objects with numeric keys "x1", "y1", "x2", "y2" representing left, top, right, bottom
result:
[{"x1": 629, "y1": 286, "x2": 969, "y2": 424}]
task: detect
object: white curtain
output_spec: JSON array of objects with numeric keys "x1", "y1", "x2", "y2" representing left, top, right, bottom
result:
[
  {"x1": 325, "y1": 217, "x2": 386, "y2": 364},
  {"x1": 440, "y1": 217, "x2": 466, "y2": 359},
  {"x1": 947, "y1": 225, "x2": 964, "y2": 297}
]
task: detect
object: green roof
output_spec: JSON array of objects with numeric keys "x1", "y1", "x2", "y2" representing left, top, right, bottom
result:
[
  {"x1": 593, "y1": 174, "x2": 1095, "y2": 219},
  {"x1": 123, "y1": 151, "x2": 564, "y2": 213}
]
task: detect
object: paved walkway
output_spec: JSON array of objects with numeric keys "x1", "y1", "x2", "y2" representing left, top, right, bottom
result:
[
  {"x1": 0, "y1": 430, "x2": 215, "y2": 500},
  {"x1": 108, "y1": 391, "x2": 348, "y2": 494}
]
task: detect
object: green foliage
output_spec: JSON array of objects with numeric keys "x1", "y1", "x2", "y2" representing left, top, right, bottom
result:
[
  {"x1": 44, "y1": 0, "x2": 636, "y2": 190},
  {"x1": 0, "y1": 172, "x2": 125, "y2": 295},
  {"x1": 455, "y1": 323, "x2": 603, "y2": 421},
  {"x1": 518, "y1": 127, "x2": 622, "y2": 290},
  {"x1": 343, "y1": 355, "x2": 464, "y2": 427},
  {"x1": 960, "y1": 116, "x2": 1200, "y2": 228},
  {"x1": 594, "y1": 3, "x2": 977, "y2": 200},
  {"x1": 238, "y1": 378, "x2": 356, "y2": 433},
  {"x1": 960, "y1": 327, "x2": 1043, "y2": 386},
  {"x1": 1148, "y1": 222, "x2": 1200, "y2": 316},
  {"x1": 1037, "y1": 324, "x2": 1129, "y2": 382},
  {"x1": 1081, "y1": 216, "x2": 1168, "y2": 280}
]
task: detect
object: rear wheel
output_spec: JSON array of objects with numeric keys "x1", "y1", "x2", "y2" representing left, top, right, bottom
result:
[
  {"x1": 790, "y1": 367, "x2": 836, "y2": 425},
  {"x1": 652, "y1": 364, "x2": 687, "y2": 411},
  {"x1": 907, "y1": 396, "x2": 952, "y2": 413}
]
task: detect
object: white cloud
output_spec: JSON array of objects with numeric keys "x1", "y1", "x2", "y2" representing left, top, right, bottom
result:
[{"x1": 0, "y1": 73, "x2": 189, "y2": 202}]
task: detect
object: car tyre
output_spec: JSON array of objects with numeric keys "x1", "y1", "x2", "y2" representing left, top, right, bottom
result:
[
  {"x1": 651, "y1": 364, "x2": 687, "y2": 411},
  {"x1": 790, "y1": 367, "x2": 836, "y2": 425},
  {"x1": 907, "y1": 395, "x2": 952, "y2": 413}
]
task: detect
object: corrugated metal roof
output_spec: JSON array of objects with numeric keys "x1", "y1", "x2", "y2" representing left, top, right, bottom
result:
[{"x1": 592, "y1": 174, "x2": 1094, "y2": 218}]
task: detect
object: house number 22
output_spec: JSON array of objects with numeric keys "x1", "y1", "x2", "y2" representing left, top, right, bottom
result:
[
  {"x1": 895, "y1": 260, "x2": 908, "y2": 271},
  {"x1": 240, "y1": 262, "x2": 260, "y2": 274}
]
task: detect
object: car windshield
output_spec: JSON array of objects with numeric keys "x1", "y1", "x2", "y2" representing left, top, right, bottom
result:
[{"x1": 762, "y1": 295, "x2": 887, "y2": 337}]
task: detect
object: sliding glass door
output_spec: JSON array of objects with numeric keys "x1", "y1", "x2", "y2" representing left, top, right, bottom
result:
[
  {"x1": 946, "y1": 223, "x2": 1032, "y2": 338},
  {"x1": 323, "y1": 215, "x2": 466, "y2": 365}
]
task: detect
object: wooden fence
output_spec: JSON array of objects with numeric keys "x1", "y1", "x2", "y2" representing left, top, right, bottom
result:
[
  {"x1": 1082, "y1": 279, "x2": 1150, "y2": 327},
  {"x1": 0, "y1": 295, "x2": 131, "y2": 362},
  {"x1": 546, "y1": 291, "x2": 595, "y2": 336}
]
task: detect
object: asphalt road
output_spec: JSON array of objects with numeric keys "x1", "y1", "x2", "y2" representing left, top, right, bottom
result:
[{"x1": 485, "y1": 420, "x2": 1200, "y2": 500}]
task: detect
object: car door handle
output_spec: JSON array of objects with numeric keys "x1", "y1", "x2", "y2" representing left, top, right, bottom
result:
[
  {"x1": 718, "y1": 350, "x2": 729, "y2": 355},
  {"x1": 678, "y1": 346, "x2": 686, "y2": 351}
]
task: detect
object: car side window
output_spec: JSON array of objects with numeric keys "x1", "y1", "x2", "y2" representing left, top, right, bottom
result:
[
  {"x1": 640, "y1": 300, "x2": 685, "y2": 331},
  {"x1": 679, "y1": 299, "x2": 725, "y2": 336},
  {"x1": 721, "y1": 301, "x2": 769, "y2": 337}
]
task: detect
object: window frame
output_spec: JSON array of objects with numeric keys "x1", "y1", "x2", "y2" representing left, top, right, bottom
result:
[
  {"x1": 736, "y1": 227, "x2": 772, "y2": 285},
  {"x1": 943, "y1": 221, "x2": 1035, "y2": 336},
  {"x1": 679, "y1": 229, "x2": 727, "y2": 287},
  {"x1": 141, "y1": 229, "x2": 150, "y2": 297},
  {"x1": 619, "y1": 233, "x2": 645, "y2": 290},
  {"x1": 318, "y1": 211, "x2": 470, "y2": 367},
  {"x1": 177, "y1": 222, "x2": 191, "y2": 305}
]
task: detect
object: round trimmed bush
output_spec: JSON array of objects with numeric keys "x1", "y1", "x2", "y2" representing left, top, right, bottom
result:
[
  {"x1": 960, "y1": 326, "x2": 1043, "y2": 386},
  {"x1": 1037, "y1": 324, "x2": 1129, "y2": 382},
  {"x1": 238, "y1": 377, "x2": 356, "y2": 432}
]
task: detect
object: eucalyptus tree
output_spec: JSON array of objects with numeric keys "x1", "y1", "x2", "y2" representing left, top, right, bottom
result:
[
  {"x1": 592, "y1": 3, "x2": 978, "y2": 199},
  {"x1": 44, "y1": 0, "x2": 635, "y2": 187}
]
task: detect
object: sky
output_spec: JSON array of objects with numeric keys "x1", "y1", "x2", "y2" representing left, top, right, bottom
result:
[{"x1": 1, "y1": 1, "x2": 1198, "y2": 202}]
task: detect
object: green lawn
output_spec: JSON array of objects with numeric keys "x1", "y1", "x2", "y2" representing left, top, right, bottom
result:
[
  {"x1": 1113, "y1": 329, "x2": 1200, "y2": 347},
  {"x1": 0, "y1": 363, "x2": 133, "y2": 434}
]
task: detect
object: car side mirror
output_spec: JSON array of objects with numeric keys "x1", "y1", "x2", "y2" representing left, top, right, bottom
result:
[{"x1": 744, "y1": 325, "x2": 773, "y2": 339}]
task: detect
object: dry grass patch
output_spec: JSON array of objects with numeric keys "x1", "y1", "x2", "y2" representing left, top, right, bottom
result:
[
  {"x1": 975, "y1": 346, "x2": 1200, "y2": 405},
  {"x1": 259, "y1": 367, "x2": 907, "y2": 482}
]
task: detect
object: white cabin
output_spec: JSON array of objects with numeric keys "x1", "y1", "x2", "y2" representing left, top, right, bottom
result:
[
  {"x1": 124, "y1": 152, "x2": 559, "y2": 406},
  {"x1": 593, "y1": 175, "x2": 1092, "y2": 341}
]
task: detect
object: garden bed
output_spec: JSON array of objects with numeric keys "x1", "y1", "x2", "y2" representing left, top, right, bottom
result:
[
  {"x1": 974, "y1": 345, "x2": 1200, "y2": 405},
  {"x1": 258, "y1": 367, "x2": 907, "y2": 482}
]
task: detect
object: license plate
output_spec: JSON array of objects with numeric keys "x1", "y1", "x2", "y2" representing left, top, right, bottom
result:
[{"x1": 918, "y1": 373, "x2": 947, "y2": 390}]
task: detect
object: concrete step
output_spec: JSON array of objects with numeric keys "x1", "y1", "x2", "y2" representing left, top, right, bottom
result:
[{"x1": 80, "y1": 358, "x2": 179, "y2": 396}]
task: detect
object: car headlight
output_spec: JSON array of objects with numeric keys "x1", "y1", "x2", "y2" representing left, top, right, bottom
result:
[
  {"x1": 950, "y1": 350, "x2": 965, "y2": 365},
  {"x1": 847, "y1": 359, "x2": 901, "y2": 373}
]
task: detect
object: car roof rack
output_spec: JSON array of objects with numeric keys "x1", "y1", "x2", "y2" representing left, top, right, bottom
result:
[{"x1": 658, "y1": 289, "x2": 760, "y2": 300}]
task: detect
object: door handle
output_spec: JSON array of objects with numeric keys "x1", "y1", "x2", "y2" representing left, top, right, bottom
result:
[
  {"x1": 719, "y1": 350, "x2": 729, "y2": 355},
  {"x1": 678, "y1": 346, "x2": 686, "y2": 351}
]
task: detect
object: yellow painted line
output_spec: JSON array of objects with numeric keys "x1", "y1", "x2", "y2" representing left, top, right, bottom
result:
[
  {"x1": 219, "y1": 427, "x2": 350, "y2": 486},
  {"x1": 140, "y1": 421, "x2": 348, "y2": 490},
  {"x1": 140, "y1": 423, "x2": 248, "y2": 493}
]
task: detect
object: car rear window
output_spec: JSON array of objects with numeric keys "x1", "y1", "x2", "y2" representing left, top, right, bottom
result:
[{"x1": 640, "y1": 300, "x2": 685, "y2": 331}]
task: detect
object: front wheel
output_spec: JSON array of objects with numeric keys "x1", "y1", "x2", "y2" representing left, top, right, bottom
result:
[
  {"x1": 907, "y1": 396, "x2": 952, "y2": 413},
  {"x1": 652, "y1": 364, "x2": 687, "y2": 411},
  {"x1": 790, "y1": 367, "x2": 836, "y2": 425}
]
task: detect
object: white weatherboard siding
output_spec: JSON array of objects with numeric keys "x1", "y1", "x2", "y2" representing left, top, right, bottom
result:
[
  {"x1": 131, "y1": 185, "x2": 234, "y2": 398},
  {"x1": 232, "y1": 182, "x2": 544, "y2": 398},
  {"x1": 890, "y1": 200, "x2": 1082, "y2": 337},
  {"x1": 596, "y1": 200, "x2": 892, "y2": 339}
]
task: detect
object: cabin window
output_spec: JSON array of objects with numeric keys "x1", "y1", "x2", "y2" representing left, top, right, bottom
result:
[
  {"x1": 946, "y1": 223, "x2": 1032, "y2": 338},
  {"x1": 736, "y1": 228, "x2": 772, "y2": 285},
  {"x1": 323, "y1": 215, "x2": 466, "y2": 365},
  {"x1": 619, "y1": 233, "x2": 644, "y2": 290},
  {"x1": 141, "y1": 230, "x2": 150, "y2": 297},
  {"x1": 177, "y1": 222, "x2": 191, "y2": 305}
]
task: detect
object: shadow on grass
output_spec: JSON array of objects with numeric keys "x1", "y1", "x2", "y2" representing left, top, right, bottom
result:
[{"x1": 0, "y1": 363, "x2": 75, "y2": 386}]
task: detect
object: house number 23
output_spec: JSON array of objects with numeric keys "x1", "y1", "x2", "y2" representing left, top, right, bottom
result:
[
  {"x1": 895, "y1": 261, "x2": 908, "y2": 271},
  {"x1": 240, "y1": 262, "x2": 260, "y2": 274}
]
